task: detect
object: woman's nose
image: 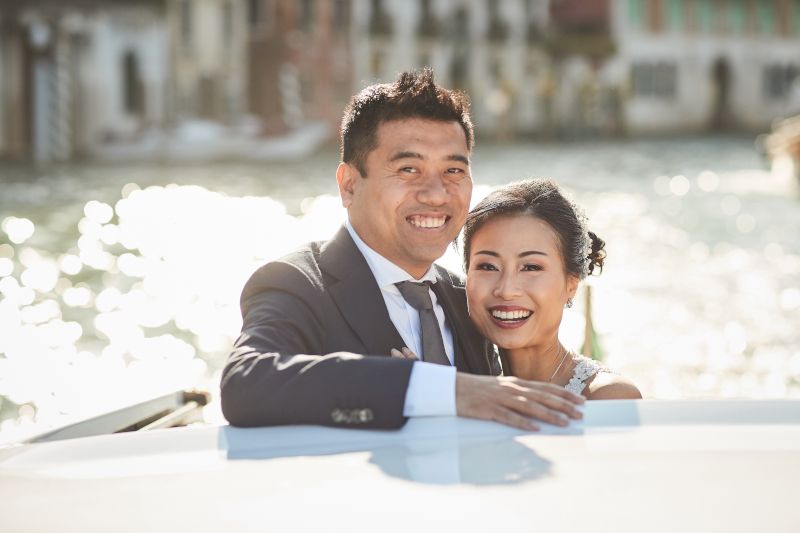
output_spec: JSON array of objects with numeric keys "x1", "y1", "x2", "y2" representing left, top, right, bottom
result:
[{"x1": 492, "y1": 271, "x2": 522, "y2": 299}]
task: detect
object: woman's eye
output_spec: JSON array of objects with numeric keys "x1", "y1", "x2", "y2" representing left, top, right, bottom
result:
[
  {"x1": 475, "y1": 262, "x2": 498, "y2": 271},
  {"x1": 522, "y1": 264, "x2": 543, "y2": 272}
]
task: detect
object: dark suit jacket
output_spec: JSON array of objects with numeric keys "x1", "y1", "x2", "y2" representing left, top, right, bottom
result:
[{"x1": 220, "y1": 226, "x2": 499, "y2": 429}]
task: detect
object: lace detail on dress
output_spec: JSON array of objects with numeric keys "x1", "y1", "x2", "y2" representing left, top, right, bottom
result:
[{"x1": 565, "y1": 355, "x2": 608, "y2": 395}]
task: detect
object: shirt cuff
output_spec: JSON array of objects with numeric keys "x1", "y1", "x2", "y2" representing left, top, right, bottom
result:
[{"x1": 402, "y1": 361, "x2": 457, "y2": 417}]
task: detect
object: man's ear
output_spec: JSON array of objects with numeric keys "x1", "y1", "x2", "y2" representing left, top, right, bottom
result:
[{"x1": 336, "y1": 162, "x2": 359, "y2": 208}]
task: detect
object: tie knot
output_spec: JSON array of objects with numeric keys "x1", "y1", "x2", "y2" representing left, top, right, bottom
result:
[{"x1": 395, "y1": 281, "x2": 434, "y2": 311}]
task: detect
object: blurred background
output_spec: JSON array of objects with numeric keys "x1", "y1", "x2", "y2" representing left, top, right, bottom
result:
[{"x1": 0, "y1": 0, "x2": 799, "y2": 442}]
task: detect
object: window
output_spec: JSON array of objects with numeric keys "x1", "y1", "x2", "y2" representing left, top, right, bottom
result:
[
  {"x1": 666, "y1": 0, "x2": 684, "y2": 31},
  {"x1": 248, "y1": 0, "x2": 261, "y2": 30},
  {"x1": 122, "y1": 51, "x2": 143, "y2": 115},
  {"x1": 180, "y1": 0, "x2": 192, "y2": 48},
  {"x1": 756, "y1": 0, "x2": 776, "y2": 34},
  {"x1": 222, "y1": 1, "x2": 234, "y2": 46},
  {"x1": 763, "y1": 64, "x2": 799, "y2": 100},
  {"x1": 632, "y1": 62, "x2": 678, "y2": 99},
  {"x1": 333, "y1": 0, "x2": 351, "y2": 30},
  {"x1": 795, "y1": 0, "x2": 800, "y2": 34},
  {"x1": 696, "y1": 0, "x2": 714, "y2": 32},
  {"x1": 728, "y1": 0, "x2": 747, "y2": 33},
  {"x1": 299, "y1": 0, "x2": 313, "y2": 31},
  {"x1": 629, "y1": 0, "x2": 645, "y2": 29}
]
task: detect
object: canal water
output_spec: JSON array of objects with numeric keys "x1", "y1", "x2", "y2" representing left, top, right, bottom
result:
[{"x1": 1, "y1": 136, "x2": 798, "y2": 441}]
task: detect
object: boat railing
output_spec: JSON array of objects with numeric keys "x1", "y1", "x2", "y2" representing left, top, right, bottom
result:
[{"x1": 22, "y1": 389, "x2": 210, "y2": 444}]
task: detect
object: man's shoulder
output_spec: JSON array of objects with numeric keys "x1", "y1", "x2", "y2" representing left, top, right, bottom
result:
[{"x1": 242, "y1": 241, "x2": 327, "y2": 301}]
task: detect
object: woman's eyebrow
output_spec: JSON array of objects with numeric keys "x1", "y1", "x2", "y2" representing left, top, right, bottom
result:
[{"x1": 474, "y1": 250, "x2": 547, "y2": 257}]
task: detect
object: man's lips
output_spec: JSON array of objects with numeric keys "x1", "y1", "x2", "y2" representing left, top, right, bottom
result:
[
  {"x1": 488, "y1": 306, "x2": 532, "y2": 329},
  {"x1": 407, "y1": 214, "x2": 449, "y2": 229}
]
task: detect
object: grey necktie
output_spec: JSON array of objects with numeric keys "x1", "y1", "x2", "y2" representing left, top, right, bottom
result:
[{"x1": 395, "y1": 281, "x2": 451, "y2": 366}]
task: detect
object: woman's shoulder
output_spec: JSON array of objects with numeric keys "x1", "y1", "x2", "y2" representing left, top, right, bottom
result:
[{"x1": 584, "y1": 371, "x2": 642, "y2": 400}]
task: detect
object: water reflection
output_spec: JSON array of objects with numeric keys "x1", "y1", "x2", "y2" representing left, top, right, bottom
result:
[{"x1": 0, "y1": 138, "x2": 798, "y2": 442}]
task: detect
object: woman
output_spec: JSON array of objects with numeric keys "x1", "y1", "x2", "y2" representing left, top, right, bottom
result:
[{"x1": 461, "y1": 178, "x2": 640, "y2": 399}]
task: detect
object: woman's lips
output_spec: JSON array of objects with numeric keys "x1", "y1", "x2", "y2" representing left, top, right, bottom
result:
[{"x1": 488, "y1": 306, "x2": 532, "y2": 329}]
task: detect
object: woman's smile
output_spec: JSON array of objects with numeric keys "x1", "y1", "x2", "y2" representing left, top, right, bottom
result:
[{"x1": 488, "y1": 305, "x2": 533, "y2": 329}]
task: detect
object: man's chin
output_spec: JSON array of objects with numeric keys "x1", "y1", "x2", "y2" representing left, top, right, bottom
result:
[{"x1": 404, "y1": 247, "x2": 450, "y2": 269}]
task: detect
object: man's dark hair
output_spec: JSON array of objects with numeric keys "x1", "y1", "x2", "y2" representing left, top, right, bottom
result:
[{"x1": 340, "y1": 68, "x2": 474, "y2": 176}]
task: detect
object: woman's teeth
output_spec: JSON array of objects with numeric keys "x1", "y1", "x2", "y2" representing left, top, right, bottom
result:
[{"x1": 491, "y1": 309, "x2": 532, "y2": 320}]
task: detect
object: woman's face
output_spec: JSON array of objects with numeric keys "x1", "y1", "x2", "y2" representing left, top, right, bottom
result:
[{"x1": 466, "y1": 214, "x2": 579, "y2": 351}]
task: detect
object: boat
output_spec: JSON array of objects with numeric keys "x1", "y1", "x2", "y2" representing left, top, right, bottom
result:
[
  {"x1": 761, "y1": 113, "x2": 800, "y2": 184},
  {"x1": 1, "y1": 397, "x2": 798, "y2": 532}
]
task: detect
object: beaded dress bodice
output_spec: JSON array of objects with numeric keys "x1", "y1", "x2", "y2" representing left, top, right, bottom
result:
[{"x1": 565, "y1": 355, "x2": 608, "y2": 395}]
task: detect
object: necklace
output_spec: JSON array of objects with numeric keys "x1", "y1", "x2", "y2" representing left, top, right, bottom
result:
[{"x1": 547, "y1": 348, "x2": 571, "y2": 383}]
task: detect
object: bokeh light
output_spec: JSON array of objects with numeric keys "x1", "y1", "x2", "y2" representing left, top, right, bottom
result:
[{"x1": 0, "y1": 139, "x2": 798, "y2": 444}]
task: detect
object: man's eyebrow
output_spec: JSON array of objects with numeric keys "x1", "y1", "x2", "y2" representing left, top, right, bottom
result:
[
  {"x1": 388, "y1": 152, "x2": 470, "y2": 165},
  {"x1": 389, "y1": 151, "x2": 423, "y2": 162},
  {"x1": 446, "y1": 154, "x2": 470, "y2": 165}
]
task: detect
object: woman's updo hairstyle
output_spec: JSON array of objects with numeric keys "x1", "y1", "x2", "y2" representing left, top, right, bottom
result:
[{"x1": 462, "y1": 178, "x2": 605, "y2": 280}]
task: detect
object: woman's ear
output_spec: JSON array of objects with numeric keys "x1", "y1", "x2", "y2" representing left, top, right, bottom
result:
[{"x1": 566, "y1": 275, "x2": 579, "y2": 301}]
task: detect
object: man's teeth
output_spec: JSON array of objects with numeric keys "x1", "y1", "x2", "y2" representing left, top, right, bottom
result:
[
  {"x1": 409, "y1": 216, "x2": 446, "y2": 228},
  {"x1": 491, "y1": 309, "x2": 532, "y2": 320}
]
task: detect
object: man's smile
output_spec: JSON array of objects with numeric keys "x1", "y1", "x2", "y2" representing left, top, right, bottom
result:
[{"x1": 407, "y1": 214, "x2": 449, "y2": 229}]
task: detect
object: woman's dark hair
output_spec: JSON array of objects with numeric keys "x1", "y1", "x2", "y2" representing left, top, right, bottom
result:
[
  {"x1": 462, "y1": 178, "x2": 606, "y2": 279},
  {"x1": 340, "y1": 68, "x2": 473, "y2": 176}
]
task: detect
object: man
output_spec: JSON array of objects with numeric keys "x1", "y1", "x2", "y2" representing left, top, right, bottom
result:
[{"x1": 221, "y1": 69, "x2": 583, "y2": 430}]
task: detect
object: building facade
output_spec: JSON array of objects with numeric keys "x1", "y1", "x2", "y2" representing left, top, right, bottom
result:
[
  {"x1": 351, "y1": 0, "x2": 552, "y2": 138},
  {"x1": 0, "y1": 0, "x2": 168, "y2": 163},
  {"x1": 167, "y1": 0, "x2": 249, "y2": 125},
  {"x1": 612, "y1": 0, "x2": 800, "y2": 133},
  {"x1": 245, "y1": 0, "x2": 353, "y2": 135}
]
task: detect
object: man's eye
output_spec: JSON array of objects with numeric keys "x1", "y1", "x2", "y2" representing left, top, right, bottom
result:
[
  {"x1": 445, "y1": 168, "x2": 467, "y2": 180},
  {"x1": 399, "y1": 166, "x2": 418, "y2": 174},
  {"x1": 522, "y1": 264, "x2": 543, "y2": 272}
]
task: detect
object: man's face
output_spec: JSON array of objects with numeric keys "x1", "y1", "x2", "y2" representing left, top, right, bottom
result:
[{"x1": 337, "y1": 118, "x2": 472, "y2": 278}]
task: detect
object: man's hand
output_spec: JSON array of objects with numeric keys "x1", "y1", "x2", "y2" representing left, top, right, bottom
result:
[
  {"x1": 390, "y1": 347, "x2": 418, "y2": 360},
  {"x1": 456, "y1": 373, "x2": 584, "y2": 431}
]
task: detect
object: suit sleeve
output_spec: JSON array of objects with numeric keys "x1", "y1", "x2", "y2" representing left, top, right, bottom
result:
[{"x1": 220, "y1": 261, "x2": 414, "y2": 429}]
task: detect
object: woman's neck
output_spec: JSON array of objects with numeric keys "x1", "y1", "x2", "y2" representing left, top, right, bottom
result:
[{"x1": 502, "y1": 340, "x2": 570, "y2": 382}]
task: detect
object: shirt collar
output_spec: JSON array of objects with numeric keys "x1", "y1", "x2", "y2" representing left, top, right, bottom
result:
[{"x1": 345, "y1": 220, "x2": 438, "y2": 289}]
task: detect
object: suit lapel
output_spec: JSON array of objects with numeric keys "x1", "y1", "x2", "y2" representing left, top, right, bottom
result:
[
  {"x1": 432, "y1": 267, "x2": 491, "y2": 375},
  {"x1": 320, "y1": 227, "x2": 406, "y2": 357}
]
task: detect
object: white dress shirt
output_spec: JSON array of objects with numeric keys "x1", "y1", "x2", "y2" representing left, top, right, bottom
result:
[{"x1": 345, "y1": 221, "x2": 457, "y2": 417}]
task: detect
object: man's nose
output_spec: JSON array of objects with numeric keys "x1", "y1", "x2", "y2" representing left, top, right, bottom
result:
[{"x1": 416, "y1": 172, "x2": 449, "y2": 205}]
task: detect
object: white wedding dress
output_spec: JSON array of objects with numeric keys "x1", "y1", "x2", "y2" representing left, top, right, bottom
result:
[{"x1": 565, "y1": 354, "x2": 609, "y2": 395}]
